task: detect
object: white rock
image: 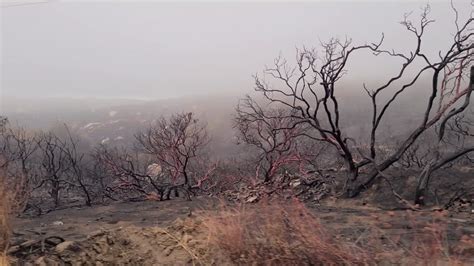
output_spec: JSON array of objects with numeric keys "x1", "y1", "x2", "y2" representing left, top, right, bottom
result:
[
  {"x1": 290, "y1": 180, "x2": 302, "y2": 188},
  {"x1": 147, "y1": 163, "x2": 162, "y2": 176},
  {"x1": 55, "y1": 241, "x2": 80, "y2": 253},
  {"x1": 246, "y1": 195, "x2": 259, "y2": 203},
  {"x1": 52, "y1": 221, "x2": 64, "y2": 226}
]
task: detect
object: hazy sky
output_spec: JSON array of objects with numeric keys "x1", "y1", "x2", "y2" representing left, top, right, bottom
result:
[{"x1": 1, "y1": 0, "x2": 471, "y2": 101}]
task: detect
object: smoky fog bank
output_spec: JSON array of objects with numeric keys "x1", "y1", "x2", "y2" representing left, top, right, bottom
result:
[
  {"x1": 2, "y1": 1, "x2": 472, "y2": 159},
  {"x1": 1, "y1": 80, "x2": 452, "y2": 159}
]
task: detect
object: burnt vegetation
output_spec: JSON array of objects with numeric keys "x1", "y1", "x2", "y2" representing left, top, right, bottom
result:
[{"x1": 0, "y1": 5, "x2": 473, "y2": 216}]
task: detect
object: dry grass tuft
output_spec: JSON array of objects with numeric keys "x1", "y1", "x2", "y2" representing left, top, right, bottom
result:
[
  {"x1": 195, "y1": 200, "x2": 474, "y2": 265},
  {"x1": 0, "y1": 166, "x2": 28, "y2": 265},
  {"x1": 401, "y1": 210, "x2": 473, "y2": 264},
  {"x1": 0, "y1": 174, "x2": 12, "y2": 265},
  {"x1": 200, "y1": 199, "x2": 371, "y2": 265},
  {"x1": 354, "y1": 209, "x2": 474, "y2": 265}
]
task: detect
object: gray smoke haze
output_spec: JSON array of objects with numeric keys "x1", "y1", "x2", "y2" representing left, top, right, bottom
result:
[{"x1": 1, "y1": 0, "x2": 472, "y2": 106}]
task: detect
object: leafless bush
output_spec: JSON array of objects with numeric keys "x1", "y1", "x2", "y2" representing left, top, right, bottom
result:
[
  {"x1": 243, "y1": 4, "x2": 473, "y2": 203},
  {"x1": 0, "y1": 119, "x2": 39, "y2": 215},
  {"x1": 399, "y1": 132, "x2": 437, "y2": 170},
  {"x1": 23, "y1": 125, "x2": 94, "y2": 208},
  {"x1": 444, "y1": 111, "x2": 474, "y2": 166},
  {"x1": 0, "y1": 119, "x2": 99, "y2": 213},
  {"x1": 96, "y1": 112, "x2": 212, "y2": 201},
  {"x1": 35, "y1": 131, "x2": 72, "y2": 207},
  {"x1": 94, "y1": 144, "x2": 163, "y2": 200},
  {"x1": 234, "y1": 97, "x2": 311, "y2": 182},
  {"x1": 135, "y1": 112, "x2": 209, "y2": 187}
]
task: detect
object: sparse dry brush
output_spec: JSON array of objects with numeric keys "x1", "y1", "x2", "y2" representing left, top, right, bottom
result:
[
  {"x1": 359, "y1": 210, "x2": 474, "y2": 264},
  {"x1": 406, "y1": 212, "x2": 474, "y2": 264},
  {"x1": 199, "y1": 199, "x2": 371, "y2": 265},
  {"x1": 191, "y1": 200, "x2": 474, "y2": 265},
  {"x1": 0, "y1": 168, "x2": 27, "y2": 265},
  {"x1": 0, "y1": 174, "x2": 11, "y2": 265}
]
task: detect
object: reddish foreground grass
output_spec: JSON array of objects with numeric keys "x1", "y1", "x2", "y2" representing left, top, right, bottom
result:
[
  {"x1": 0, "y1": 174, "x2": 12, "y2": 265},
  {"x1": 198, "y1": 199, "x2": 474, "y2": 265},
  {"x1": 199, "y1": 199, "x2": 371, "y2": 265},
  {"x1": 0, "y1": 171, "x2": 27, "y2": 265},
  {"x1": 3, "y1": 188, "x2": 474, "y2": 265}
]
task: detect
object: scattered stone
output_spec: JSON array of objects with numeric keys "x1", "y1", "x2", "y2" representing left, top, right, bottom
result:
[
  {"x1": 34, "y1": 256, "x2": 47, "y2": 266},
  {"x1": 88, "y1": 230, "x2": 106, "y2": 239},
  {"x1": 55, "y1": 241, "x2": 81, "y2": 253},
  {"x1": 246, "y1": 195, "x2": 259, "y2": 203},
  {"x1": 452, "y1": 218, "x2": 468, "y2": 223},
  {"x1": 52, "y1": 221, "x2": 64, "y2": 226},
  {"x1": 290, "y1": 180, "x2": 302, "y2": 188}
]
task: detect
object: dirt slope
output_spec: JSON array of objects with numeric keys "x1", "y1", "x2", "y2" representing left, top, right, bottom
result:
[{"x1": 8, "y1": 197, "x2": 474, "y2": 265}]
